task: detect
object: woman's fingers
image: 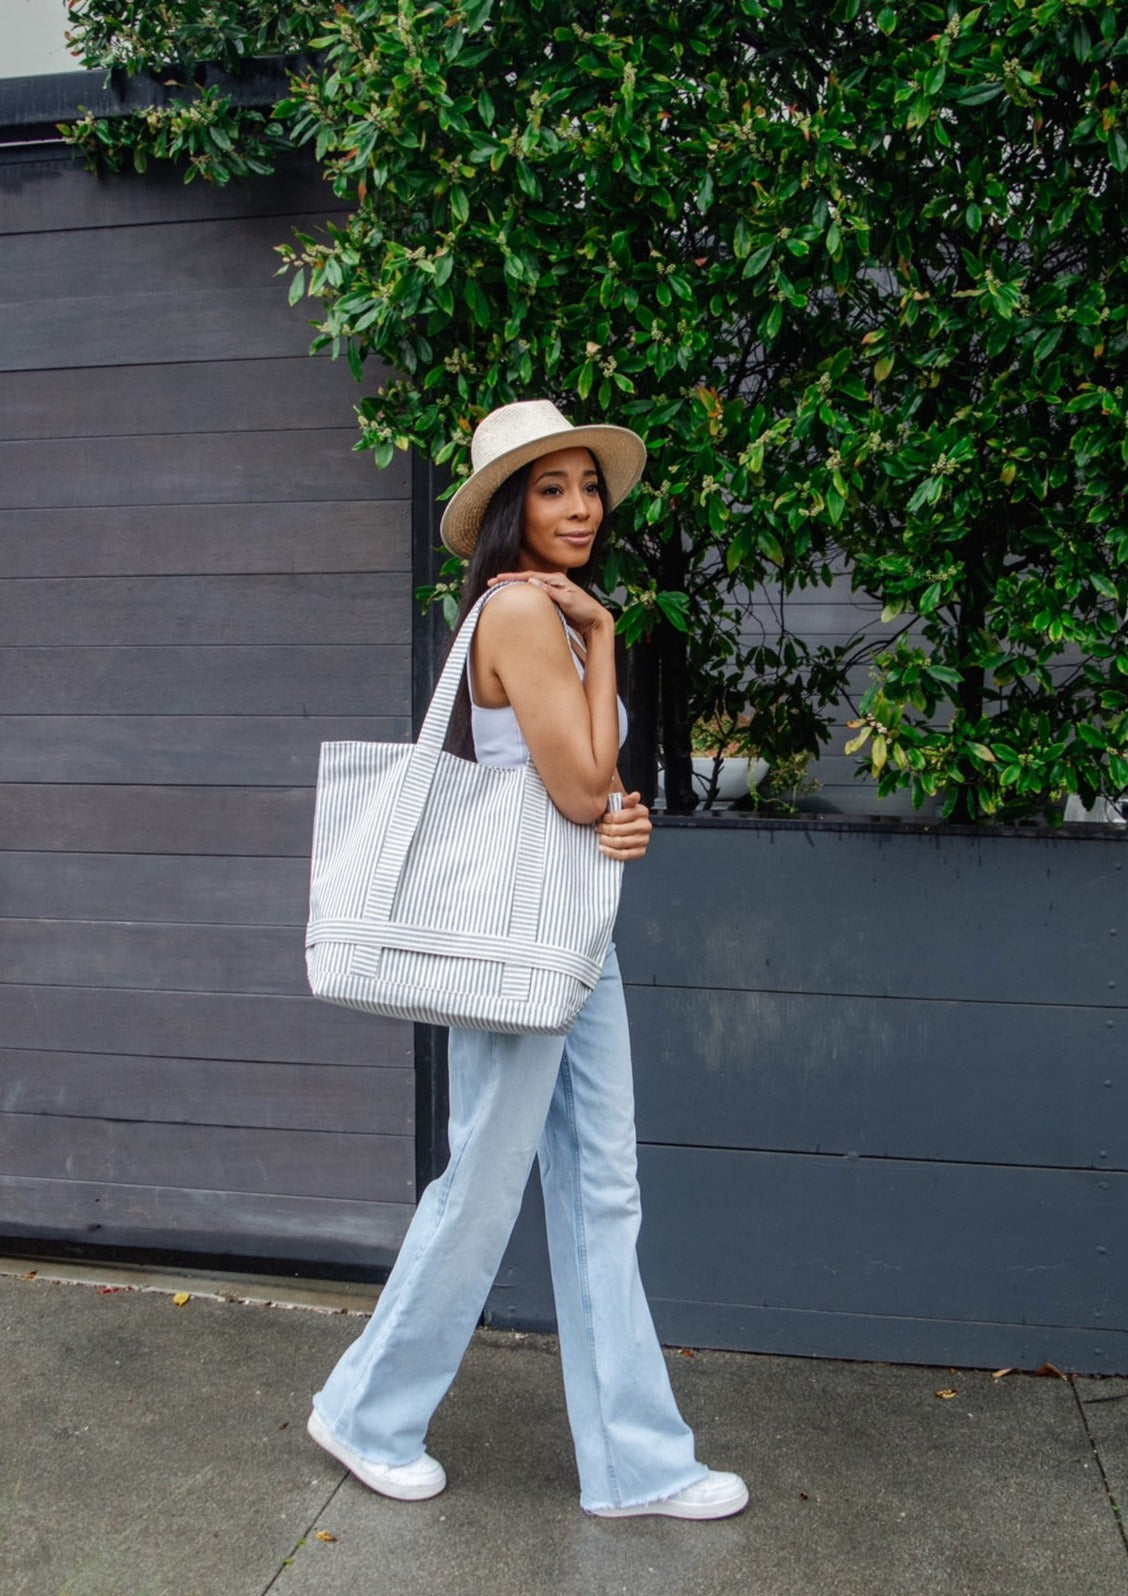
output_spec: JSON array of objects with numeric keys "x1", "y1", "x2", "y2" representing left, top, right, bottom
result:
[
  {"x1": 598, "y1": 793, "x2": 652, "y2": 860},
  {"x1": 487, "y1": 571, "x2": 607, "y2": 634}
]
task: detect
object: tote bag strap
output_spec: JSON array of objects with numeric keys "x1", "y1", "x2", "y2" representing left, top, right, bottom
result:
[{"x1": 416, "y1": 587, "x2": 500, "y2": 757}]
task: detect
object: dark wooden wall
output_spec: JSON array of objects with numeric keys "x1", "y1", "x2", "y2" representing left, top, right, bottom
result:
[
  {"x1": 488, "y1": 819, "x2": 1128, "y2": 1374},
  {"x1": 0, "y1": 143, "x2": 417, "y2": 1266},
  {"x1": 743, "y1": 565, "x2": 932, "y2": 817}
]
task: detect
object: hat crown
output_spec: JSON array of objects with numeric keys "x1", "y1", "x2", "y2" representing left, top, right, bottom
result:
[{"x1": 470, "y1": 400, "x2": 574, "y2": 472}]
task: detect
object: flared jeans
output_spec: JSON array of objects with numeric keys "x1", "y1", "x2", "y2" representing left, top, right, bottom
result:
[{"x1": 311, "y1": 947, "x2": 706, "y2": 1512}]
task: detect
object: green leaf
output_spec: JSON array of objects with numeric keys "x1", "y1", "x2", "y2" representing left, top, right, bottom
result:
[
  {"x1": 1033, "y1": 325, "x2": 1064, "y2": 363},
  {"x1": 655, "y1": 591, "x2": 691, "y2": 630},
  {"x1": 758, "y1": 528, "x2": 784, "y2": 564}
]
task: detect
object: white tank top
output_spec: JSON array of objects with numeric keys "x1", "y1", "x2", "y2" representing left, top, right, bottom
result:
[{"x1": 468, "y1": 616, "x2": 628, "y2": 768}]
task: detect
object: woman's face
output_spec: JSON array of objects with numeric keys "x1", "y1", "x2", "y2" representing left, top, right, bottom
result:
[{"x1": 518, "y1": 447, "x2": 604, "y2": 573}]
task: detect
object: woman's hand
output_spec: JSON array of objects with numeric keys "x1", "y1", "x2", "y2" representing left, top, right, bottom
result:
[
  {"x1": 487, "y1": 571, "x2": 611, "y2": 639},
  {"x1": 597, "y1": 791, "x2": 652, "y2": 862}
]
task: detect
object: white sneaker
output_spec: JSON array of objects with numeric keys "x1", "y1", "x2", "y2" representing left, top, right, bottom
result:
[
  {"x1": 589, "y1": 1470, "x2": 749, "y2": 1520},
  {"x1": 307, "y1": 1410, "x2": 446, "y2": 1501}
]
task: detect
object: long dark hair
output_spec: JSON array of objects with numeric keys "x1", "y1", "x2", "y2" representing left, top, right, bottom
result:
[{"x1": 443, "y1": 457, "x2": 613, "y2": 759}]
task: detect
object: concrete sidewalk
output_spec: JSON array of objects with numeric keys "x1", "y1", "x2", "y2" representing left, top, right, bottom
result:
[{"x1": 2, "y1": 1261, "x2": 1126, "y2": 1596}]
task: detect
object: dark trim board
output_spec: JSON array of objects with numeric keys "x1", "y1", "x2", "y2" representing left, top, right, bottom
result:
[{"x1": 0, "y1": 66, "x2": 292, "y2": 136}]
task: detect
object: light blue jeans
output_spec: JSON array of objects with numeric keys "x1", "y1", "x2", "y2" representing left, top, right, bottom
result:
[{"x1": 312, "y1": 947, "x2": 706, "y2": 1512}]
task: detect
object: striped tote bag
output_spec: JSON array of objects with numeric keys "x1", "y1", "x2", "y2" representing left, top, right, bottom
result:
[{"x1": 305, "y1": 591, "x2": 624, "y2": 1034}]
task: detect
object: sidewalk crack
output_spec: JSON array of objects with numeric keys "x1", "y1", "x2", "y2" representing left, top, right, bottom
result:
[
  {"x1": 1070, "y1": 1376, "x2": 1128, "y2": 1561},
  {"x1": 260, "y1": 1472, "x2": 348, "y2": 1594}
]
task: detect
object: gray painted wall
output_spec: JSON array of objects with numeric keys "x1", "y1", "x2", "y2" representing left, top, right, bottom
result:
[
  {"x1": 487, "y1": 819, "x2": 1128, "y2": 1374},
  {"x1": 0, "y1": 144, "x2": 417, "y2": 1266}
]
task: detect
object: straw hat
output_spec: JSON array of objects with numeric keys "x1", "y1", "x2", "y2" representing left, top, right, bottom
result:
[{"x1": 439, "y1": 399, "x2": 647, "y2": 557}]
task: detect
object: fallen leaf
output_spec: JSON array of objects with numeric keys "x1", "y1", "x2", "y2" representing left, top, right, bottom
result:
[
  {"x1": 314, "y1": 1531, "x2": 338, "y2": 1543},
  {"x1": 23, "y1": 1269, "x2": 38, "y2": 1280},
  {"x1": 171, "y1": 1292, "x2": 192, "y2": 1307},
  {"x1": 97, "y1": 1285, "x2": 120, "y2": 1295},
  {"x1": 1032, "y1": 1363, "x2": 1066, "y2": 1380},
  {"x1": 992, "y1": 1368, "x2": 1014, "y2": 1380},
  {"x1": 679, "y1": 1348, "x2": 696, "y2": 1358},
  {"x1": 934, "y1": 1388, "x2": 958, "y2": 1400}
]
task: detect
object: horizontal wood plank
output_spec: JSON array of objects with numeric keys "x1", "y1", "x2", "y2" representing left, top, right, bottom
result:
[
  {"x1": 626, "y1": 985, "x2": 1126, "y2": 1169},
  {"x1": 635, "y1": 1146, "x2": 1127, "y2": 1327},
  {"x1": 4, "y1": 357, "x2": 386, "y2": 442},
  {"x1": 619, "y1": 824, "x2": 1128, "y2": 1006},
  {"x1": 488, "y1": 1150, "x2": 1128, "y2": 1369},
  {"x1": 0, "y1": 430, "x2": 409, "y2": 507},
  {"x1": 0, "y1": 573, "x2": 409, "y2": 644},
  {"x1": 0, "y1": 212, "x2": 346, "y2": 303},
  {"x1": 0, "y1": 1174, "x2": 412, "y2": 1265},
  {"x1": 0, "y1": 1112, "x2": 414, "y2": 1203},
  {"x1": 0, "y1": 150, "x2": 347, "y2": 236},
  {"x1": 0, "y1": 1049, "x2": 413, "y2": 1135},
  {"x1": 0, "y1": 919, "x2": 308, "y2": 995},
  {"x1": 0, "y1": 852, "x2": 309, "y2": 925},
  {"x1": 640, "y1": 1297, "x2": 1128, "y2": 1373},
  {"x1": 0, "y1": 716, "x2": 408, "y2": 784},
  {"x1": 0, "y1": 501, "x2": 412, "y2": 577},
  {"x1": 0, "y1": 984, "x2": 409, "y2": 1068},
  {"x1": 0, "y1": 785, "x2": 315, "y2": 856},
  {"x1": 0, "y1": 646, "x2": 409, "y2": 715},
  {"x1": 0, "y1": 287, "x2": 333, "y2": 371}
]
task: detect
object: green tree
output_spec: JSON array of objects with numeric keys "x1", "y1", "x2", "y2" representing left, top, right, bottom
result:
[{"x1": 65, "y1": 0, "x2": 1128, "y2": 820}]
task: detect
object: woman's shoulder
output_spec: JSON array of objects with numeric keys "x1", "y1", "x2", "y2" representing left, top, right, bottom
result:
[{"x1": 478, "y1": 580, "x2": 564, "y2": 638}]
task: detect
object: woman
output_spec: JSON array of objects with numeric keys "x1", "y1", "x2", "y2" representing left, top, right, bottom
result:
[{"x1": 307, "y1": 400, "x2": 748, "y2": 1520}]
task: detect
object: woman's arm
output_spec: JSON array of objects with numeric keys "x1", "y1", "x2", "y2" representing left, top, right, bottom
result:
[{"x1": 472, "y1": 577, "x2": 620, "y2": 825}]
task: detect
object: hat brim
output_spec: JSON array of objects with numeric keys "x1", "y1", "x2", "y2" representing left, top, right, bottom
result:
[{"x1": 439, "y1": 424, "x2": 647, "y2": 558}]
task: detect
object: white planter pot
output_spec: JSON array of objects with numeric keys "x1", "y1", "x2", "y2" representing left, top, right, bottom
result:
[{"x1": 655, "y1": 756, "x2": 770, "y2": 807}]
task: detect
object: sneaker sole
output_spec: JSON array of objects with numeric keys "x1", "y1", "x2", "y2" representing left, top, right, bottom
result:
[
  {"x1": 591, "y1": 1481, "x2": 749, "y2": 1520},
  {"x1": 306, "y1": 1411, "x2": 446, "y2": 1501}
]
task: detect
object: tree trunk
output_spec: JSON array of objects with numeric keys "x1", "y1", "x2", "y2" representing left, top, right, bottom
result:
[
  {"x1": 617, "y1": 633, "x2": 659, "y2": 805},
  {"x1": 657, "y1": 530, "x2": 698, "y2": 813}
]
